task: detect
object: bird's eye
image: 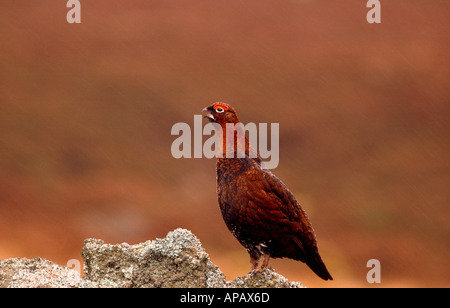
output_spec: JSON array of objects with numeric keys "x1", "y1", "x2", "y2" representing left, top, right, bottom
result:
[{"x1": 216, "y1": 107, "x2": 224, "y2": 113}]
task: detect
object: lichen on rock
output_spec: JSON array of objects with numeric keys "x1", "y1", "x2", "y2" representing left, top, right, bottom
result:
[
  {"x1": 82, "y1": 228, "x2": 226, "y2": 288},
  {"x1": 227, "y1": 268, "x2": 304, "y2": 288},
  {"x1": 0, "y1": 257, "x2": 96, "y2": 288}
]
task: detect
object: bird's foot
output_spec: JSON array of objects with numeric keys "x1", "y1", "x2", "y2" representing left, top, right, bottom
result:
[
  {"x1": 247, "y1": 266, "x2": 275, "y2": 277},
  {"x1": 249, "y1": 254, "x2": 271, "y2": 276}
]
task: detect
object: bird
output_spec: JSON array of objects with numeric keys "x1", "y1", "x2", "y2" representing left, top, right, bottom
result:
[{"x1": 202, "y1": 102, "x2": 333, "y2": 280}]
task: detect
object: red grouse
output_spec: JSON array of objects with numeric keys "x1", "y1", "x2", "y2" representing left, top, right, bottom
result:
[{"x1": 202, "y1": 102, "x2": 333, "y2": 280}]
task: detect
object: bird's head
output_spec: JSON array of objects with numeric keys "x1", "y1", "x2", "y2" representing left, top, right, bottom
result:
[{"x1": 202, "y1": 102, "x2": 239, "y2": 126}]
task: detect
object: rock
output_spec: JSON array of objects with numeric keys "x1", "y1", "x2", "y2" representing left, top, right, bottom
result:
[
  {"x1": 0, "y1": 228, "x2": 303, "y2": 288},
  {"x1": 228, "y1": 268, "x2": 304, "y2": 288},
  {"x1": 0, "y1": 257, "x2": 96, "y2": 288},
  {"x1": 81, "y1": 228, "x2": 226, "y2": 288}
]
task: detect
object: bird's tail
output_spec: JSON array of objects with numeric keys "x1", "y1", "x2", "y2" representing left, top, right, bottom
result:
[{"x1": 306, "y1": 254, "x2": 333, "y2": 280}]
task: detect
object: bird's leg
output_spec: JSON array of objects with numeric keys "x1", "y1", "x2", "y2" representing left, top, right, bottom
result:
[
  {"x1": 249, "y1": 254, "x2": 271, "y2": 275},
  {"x1": 250, "y1": 255, "x2": 259, "y2": 273},
  {"x1": 260, "y1": 254, "x2": 270, "y2": 269}
]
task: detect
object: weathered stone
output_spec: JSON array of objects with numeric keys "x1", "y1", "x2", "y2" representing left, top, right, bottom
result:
[
  {"x1": 0, "y1": 257, "x2": 96, "y2": 288},
  {"x1": 0, "y1": 228, "x2": 303, "y2": 288},
  {"x1": 227, "y1": 268, "x2": 304, "y2": 288},
  {"x1": 81, "y1": 228, "x2": 226, "y2": 288}
]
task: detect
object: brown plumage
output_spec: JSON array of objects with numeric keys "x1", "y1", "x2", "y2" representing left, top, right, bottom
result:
[{"x1": 202, "y1": 102, "x2": 333, "y2": 280}]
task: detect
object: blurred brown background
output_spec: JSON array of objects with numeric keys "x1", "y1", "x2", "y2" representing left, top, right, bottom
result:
[{"x1": 0, "y1": 1, "x2": 449, "y2": 287}]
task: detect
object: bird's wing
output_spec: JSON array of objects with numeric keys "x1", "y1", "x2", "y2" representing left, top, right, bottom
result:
[
  {"x1": 257, "y1": 169, "x2": 333, "y2": 280},
  {"x1": 249, "y1": 169, "x2": 319, "y2": 251},
  {"x1": 262, "y1": 170, "x2": 311, "y2": 228}
]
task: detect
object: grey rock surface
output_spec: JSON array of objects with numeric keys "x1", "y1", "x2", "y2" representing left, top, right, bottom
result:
[
  {"x1": 82, "y1": 228, "x2": 226, "y2": 287},
  {"x1": 227, "y1": 268, "x2": 304, "y2": 288},
  {"x1": 0, "y1": 228, "x2": 303, "y2": 288},
  {"x1": 0, "y1": 257, "x2": 96, "y2": 288}
]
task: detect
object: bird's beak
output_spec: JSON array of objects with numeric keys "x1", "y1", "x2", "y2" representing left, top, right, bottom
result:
[{"x1": 202, "y1": 107, "x2": 215, "y2": 122}]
